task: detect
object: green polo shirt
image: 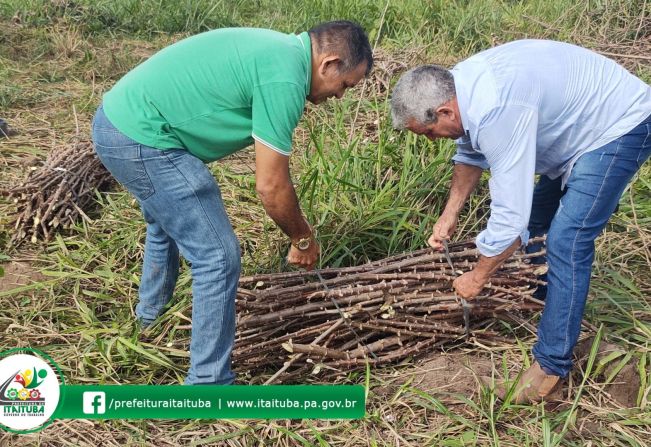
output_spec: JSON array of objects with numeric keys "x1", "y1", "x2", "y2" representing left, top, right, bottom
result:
[{"x1": 102, "y1": 28, "x2": 311, "y2": 162}]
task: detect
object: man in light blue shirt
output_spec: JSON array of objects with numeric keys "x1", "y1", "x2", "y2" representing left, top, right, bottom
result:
[{"x1": 391, "y1": 40, "x2": 651, "y2": 403}]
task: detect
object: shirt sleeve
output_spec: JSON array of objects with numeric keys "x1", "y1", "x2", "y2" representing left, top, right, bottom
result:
[
  {"x1": 452, "y1": 136, "x2": 490, "y2": 169},
  {"x1": 475, "y1": 104, "x2": 538, "y2": 257},
  {"x1": 251, "y1": 82, "x2": 305, "y2": 156}
]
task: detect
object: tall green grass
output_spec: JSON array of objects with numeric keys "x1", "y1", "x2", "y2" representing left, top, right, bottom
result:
[
  {"x1": 1, "y1": 0, "x2": 645, "y2": 48},
  {"x1": 297, "y1": 98, "x2": 458, "y2": 267}
]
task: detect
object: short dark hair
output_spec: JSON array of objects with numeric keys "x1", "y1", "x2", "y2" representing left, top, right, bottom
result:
[{"x1": 308, "y1": 20, "x2": 373, "y2": 76}]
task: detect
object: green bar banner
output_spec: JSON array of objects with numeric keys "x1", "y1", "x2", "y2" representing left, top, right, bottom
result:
[{"x1": 54, "y1": 385, "x2": 365, "y2": 419}]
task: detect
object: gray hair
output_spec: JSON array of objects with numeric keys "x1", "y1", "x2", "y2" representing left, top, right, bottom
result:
[{"x1": 390, "y1": 65, "x2": 456, "y2": 129}]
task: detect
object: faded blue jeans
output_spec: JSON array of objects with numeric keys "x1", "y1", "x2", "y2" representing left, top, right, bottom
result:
[
  {"x1": 92, "y1": 105, "x2": 240, "y2": 385},
  {"x1": 527, "y1": 114, "x2": 651, "y2": 377}
]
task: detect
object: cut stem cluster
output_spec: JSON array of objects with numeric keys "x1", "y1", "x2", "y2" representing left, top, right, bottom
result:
[
  {"x1": 3, "y1": 140, "x2": 113, "y2": 246},
  {"x1": 234, "y1": 238, "x2": 547, "y2": 383}
]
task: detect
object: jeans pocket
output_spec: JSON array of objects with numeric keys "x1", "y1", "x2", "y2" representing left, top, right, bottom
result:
[
  {"x1": 95, "y1": 143, "x2": 155, "y2": 201},
  {"x1": 93, "y1": 126, "x2": 140, "y2": 148}
]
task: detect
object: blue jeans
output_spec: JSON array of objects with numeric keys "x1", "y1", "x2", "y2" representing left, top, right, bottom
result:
[
  {"x1": 92, "y1": 105, "x2": 240, "y2": 385},
  {"x1": 527, "y1": 114, "x2": 651, "y2": 377}
]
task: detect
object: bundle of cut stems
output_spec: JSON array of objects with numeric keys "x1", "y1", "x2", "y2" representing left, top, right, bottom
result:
[
  {"x1": 4, "y1": 140, "x2": 112, "y2": 246},
  {"x1": 234, "y1": 238, "x2": 547, "y2": 382}
]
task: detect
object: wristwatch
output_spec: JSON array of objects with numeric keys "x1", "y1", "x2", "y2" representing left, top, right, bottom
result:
[{"x1": 292, "y1": 235, "x2": 312, "y2": 251}]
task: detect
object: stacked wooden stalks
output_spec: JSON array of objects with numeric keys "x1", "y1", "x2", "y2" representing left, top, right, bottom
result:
[
  {"x1": 4, "y1": 140, "x2": 113, "y2": 246},
  {"x1": 234, "y1": 239, "x2": 547, "y2": 382}
]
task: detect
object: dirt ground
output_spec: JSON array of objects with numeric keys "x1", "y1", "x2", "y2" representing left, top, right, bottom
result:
[
  {"x1": 409, "y1": 351, "x2": 493, "y2": 398},
  {"x1": 574, "y1": 337, "x2": 641, "y2": 408},
  {"x1": 0, "y1": 261, "x2": 45, "y2": 293},
  {"x1": 396, "y1": 340, "x2": 641, "y2": 409}
]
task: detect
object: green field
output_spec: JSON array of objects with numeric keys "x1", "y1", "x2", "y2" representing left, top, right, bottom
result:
[{"x1": 1, "y1": 0, "x2": 650, "y2": 445}]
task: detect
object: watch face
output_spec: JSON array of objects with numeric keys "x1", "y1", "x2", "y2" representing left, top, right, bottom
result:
[{"x1": 298, "y1": 239, "x2": 310, "y2": 250}]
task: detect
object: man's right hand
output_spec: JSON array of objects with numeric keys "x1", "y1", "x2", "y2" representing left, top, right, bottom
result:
[
  {"x1": 428, "y1": 212, "x2": 458, "y2": 251},
  {"x1": 287, "y1": 237, "x2": 320, "y2": 271}
]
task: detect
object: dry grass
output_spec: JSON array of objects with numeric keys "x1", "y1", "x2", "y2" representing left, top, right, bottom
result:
[{"x1": 1, "y1": 1, "x2": 650, "y2": 445}]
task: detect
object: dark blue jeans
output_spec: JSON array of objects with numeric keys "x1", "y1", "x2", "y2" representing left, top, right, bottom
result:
[
  {"x1": 528, "y1": 114, "x2": 651, "y2": 377},
  {"x1": 92, "y1": 105, "x2": 240, "y2": 385}
]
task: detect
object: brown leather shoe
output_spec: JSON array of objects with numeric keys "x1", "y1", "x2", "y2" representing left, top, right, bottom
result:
[{"x1": 483, "y1": 361, "x2": 562, "y2": 404}]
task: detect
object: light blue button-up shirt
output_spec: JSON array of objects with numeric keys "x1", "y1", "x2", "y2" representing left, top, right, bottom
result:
[{"x1": 451, "y1": 39, "x2": 651, "y2": 257}]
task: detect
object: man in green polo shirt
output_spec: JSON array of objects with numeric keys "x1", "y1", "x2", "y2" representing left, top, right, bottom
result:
[{"x1": 92, "y1": 21, "x2": 373, "y2": 384}]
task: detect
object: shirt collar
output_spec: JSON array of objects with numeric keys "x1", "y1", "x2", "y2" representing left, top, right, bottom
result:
[
  {"x1": 451, "y1": 67, "x2": 472, "y2": 139},
  {"x1": 297, "y1": 32, "x2": 312, "y2": 97}
]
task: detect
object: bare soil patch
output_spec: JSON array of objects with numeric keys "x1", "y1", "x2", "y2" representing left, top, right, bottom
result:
[{"x1": 0, "y1": 261, "x2": 45, "y2": 293}]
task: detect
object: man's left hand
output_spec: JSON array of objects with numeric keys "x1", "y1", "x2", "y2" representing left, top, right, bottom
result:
[{"x1": 453, "y1": 270, "x2": 488, "y2": 299}]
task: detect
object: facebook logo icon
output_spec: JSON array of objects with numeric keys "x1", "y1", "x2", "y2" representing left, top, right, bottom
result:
[{"x1": 82, "y1": 392, "x2": 106, "y2": 414}]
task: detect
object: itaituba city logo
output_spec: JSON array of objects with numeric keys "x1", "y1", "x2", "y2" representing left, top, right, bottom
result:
[
  {"x1": 0, "y1": 351, "x2": 60, "y2": 432},
  {"x1": 2, "y1": 366, "x2": 47, "y2": 405}
]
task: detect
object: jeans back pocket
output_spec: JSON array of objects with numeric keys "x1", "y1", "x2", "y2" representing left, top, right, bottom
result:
[{"x1": 95, "y1": 143, "x2": 155, "y2": 201}]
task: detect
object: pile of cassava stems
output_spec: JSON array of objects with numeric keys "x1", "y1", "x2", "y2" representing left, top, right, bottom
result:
[
  {"x1": 4, "y1": 140, "x2": 112, "y2": 246},
  {"x1": 235, "y1": 239, "x2": 547, "y2": 383}
]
